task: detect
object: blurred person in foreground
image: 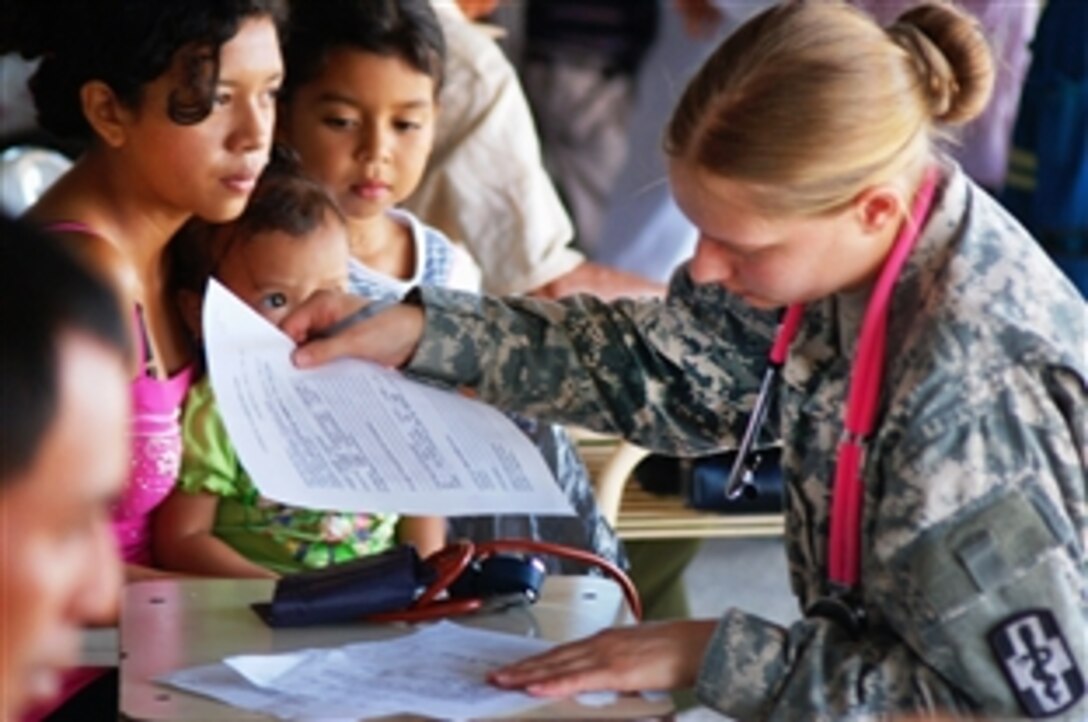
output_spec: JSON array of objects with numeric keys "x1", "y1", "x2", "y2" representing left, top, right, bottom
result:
[{"x1": 0, "y1": 217, "x2": 130, "y2": 721}]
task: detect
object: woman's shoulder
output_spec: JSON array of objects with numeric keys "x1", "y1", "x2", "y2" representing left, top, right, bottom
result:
[
  {"x1": 29, "y1": 213, "x2": 140, "y2": 305},
  {"x1": 946, "y1": 181, "x2": 1083, "y2": 360},
  {"x1": 886, "y1": 178, "x2": 1086, "y2": 443},
  {"x1": 902, "y1": 166, "x2": 1082, "y2": 363}
]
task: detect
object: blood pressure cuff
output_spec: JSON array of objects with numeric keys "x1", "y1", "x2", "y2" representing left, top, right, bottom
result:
[
  {"x1": 882, "y1": 485, "x2": 1087, "y2": 718},
  {"x1": 684, "y1": 446, "x2": 785, "y2": 514},
  {"x1": 253, "y1": 545, "x2": 434, "y2": 627}
]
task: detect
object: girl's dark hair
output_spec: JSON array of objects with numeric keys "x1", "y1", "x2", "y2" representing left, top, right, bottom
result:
[
  {"x1": 0, "y1": 214, "x2": 130, "y2": 480},
  {"x1": 282, "y1": 0, "x2": 445, "y2": 100},
  {"x1": 168, "y1": 144, "x2": 346, "y2": 300},
  {"x1": 0, "y1": 0, "x2": 288, "y2": 141}
]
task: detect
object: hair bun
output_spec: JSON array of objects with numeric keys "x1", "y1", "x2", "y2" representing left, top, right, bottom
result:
[{"x1": 889, "y1": 3, "x2": 994, "y2": 125}]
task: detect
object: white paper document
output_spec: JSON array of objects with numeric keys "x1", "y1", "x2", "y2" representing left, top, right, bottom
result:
[
  {"x1": 159, "y1": 621, "x2": 618, "y2": 720},
  {"x1": 203, "y1": 280, "x2": 574, "y2": 516}
]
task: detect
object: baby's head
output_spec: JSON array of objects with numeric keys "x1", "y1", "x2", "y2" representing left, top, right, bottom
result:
[
  {"x1": 277, "y1": 0, "x2": 444, "y2": 222},
  {"x1": 171, "y1": 148, "x2": 350, "y2": 336}
]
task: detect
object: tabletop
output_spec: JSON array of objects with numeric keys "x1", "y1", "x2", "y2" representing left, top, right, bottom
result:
[{"x1": 119, "y1": 575, "x2": 674, "y2": 721}]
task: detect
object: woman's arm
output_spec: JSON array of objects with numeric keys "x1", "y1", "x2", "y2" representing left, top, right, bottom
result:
[
  {"x1": 404, "y1": 271, "x2": 778, "y2": 454},
  {"x1": 153, "y1": 490, "x2": 277, "y2": 579},
  {"x1": 286, "y1": 268, "x2": 779, "y2": 456}
]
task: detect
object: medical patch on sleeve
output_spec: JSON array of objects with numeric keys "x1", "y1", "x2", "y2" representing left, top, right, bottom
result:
[{"x1": 989, "y1": 609, "x2": 1085, "y2": 718}]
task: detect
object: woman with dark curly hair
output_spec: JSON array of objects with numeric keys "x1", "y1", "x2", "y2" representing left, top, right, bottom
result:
[{"x1": 0, "y1": 2, "x2": 285, "y2": 718}]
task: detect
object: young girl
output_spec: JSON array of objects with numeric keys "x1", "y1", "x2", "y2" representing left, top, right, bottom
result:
[
  {"x1": 276, "y1": 0, "x2": 625, "y2": 573},
  {"x1": 284, "y1": 2, "x2": 1086, "y2": 719},
  {"x1": 153, "y1": 152, "x2": 446, "y2": 577},
  {"x1": 2, "y1": 0, "x2": 285, "y2": 718}
]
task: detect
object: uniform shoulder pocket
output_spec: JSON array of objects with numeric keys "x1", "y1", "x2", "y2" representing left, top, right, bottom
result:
[{"x1": 883, "y1": 486, "x2": 1087, "y2": 718}]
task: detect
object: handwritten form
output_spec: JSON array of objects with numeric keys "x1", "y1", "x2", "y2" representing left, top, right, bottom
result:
[
  {"x1": 160, "y1": 621, "x2": 617, "y2": 720},
  {"x1": 203, "y1": 280, "x2": 574, "y2": 516}
]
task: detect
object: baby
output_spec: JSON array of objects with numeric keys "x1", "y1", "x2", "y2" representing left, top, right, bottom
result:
[{"x1": 154, "y1": 151, "x2": 445, "y2": 577}]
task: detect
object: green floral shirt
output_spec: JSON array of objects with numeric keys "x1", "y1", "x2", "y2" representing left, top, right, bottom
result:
[{"x1": 177, "y1": 377, "x2": 399, "y2": 575}]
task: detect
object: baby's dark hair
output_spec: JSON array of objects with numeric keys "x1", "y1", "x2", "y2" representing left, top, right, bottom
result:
[
  {"x1": 282, "y1": 0, "x2": 445, "y2": 100},
  {"x1": 168, "y1": 145, "x2": 346, "y2": 301},
  {"x1": 0, "y1": 0, "x2": 287, "y2": 141}
]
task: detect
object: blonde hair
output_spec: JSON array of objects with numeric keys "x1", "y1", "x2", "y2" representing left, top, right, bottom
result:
[{"x1": 665, "y1": 1, "x2": 994, "y2": 216}]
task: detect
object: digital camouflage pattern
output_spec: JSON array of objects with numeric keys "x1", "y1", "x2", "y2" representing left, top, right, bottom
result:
[
  {"x1": 347, "y1": 216, "x2": 627, "y2": 575},
  {"x1": 406, "y1": 162, "x2": 1087, "y2": 720}
]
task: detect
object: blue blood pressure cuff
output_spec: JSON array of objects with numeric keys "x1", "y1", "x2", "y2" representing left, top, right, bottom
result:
[
  {"x1": 253, "y1": 545, "x2": 434, "y2": 627},
  {"x1": 447, "y1": 554, "x2": 546, "y2": 603},
  {"x1": 684, "y1": 445, "x2": 785, "y2": 513},
  {"x1": 252, "y1": 545, "x2": 548, "y2": 627}
]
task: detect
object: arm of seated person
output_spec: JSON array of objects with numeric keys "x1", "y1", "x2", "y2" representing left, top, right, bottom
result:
[
  {"x1": 530, "y1": 261, "x2": 666, "y2": 301},
  {"x1": 397, "y1": 515, "x2": 447, "y2": 559},
  {"x1": 153, "y1": 489, "x2": 278, "y2": 579}
]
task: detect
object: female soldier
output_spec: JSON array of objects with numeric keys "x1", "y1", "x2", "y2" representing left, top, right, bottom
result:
[{"x1": 282, "y1": 3, "x2": 1086, "y2": 719}]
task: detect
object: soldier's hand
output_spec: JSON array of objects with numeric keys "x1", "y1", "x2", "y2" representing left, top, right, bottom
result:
[
  {"x1": 488, "y1": 620, "x2": 717, "y2": 697},
  {"x1": 282, "y1": 290, "x2": 424, "y2": 370}
]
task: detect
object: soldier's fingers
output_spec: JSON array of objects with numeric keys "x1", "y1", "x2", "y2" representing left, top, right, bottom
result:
[
  {"x1": 491, "y1": 647, "x2": 593, "y2": 685},
  {"x1": 292, "y1": 331, "x2": 363, "y2": 369},
  {"x1": 523, "y1": 664, "x2": 633, "y2": 698},
  {"x1": 492, "y1": 655, "x2": 613, "y2": 697},
  {"x1": 490, "y1": 635, "x2": 618, "y2": 689},
  {"x1": 280, "y1": 290, "x2": 365, "y2": 343}
]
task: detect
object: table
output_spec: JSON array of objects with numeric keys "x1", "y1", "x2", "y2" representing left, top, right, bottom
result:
[{"x1": 120, "y1": 576, "x2": 673, "y2": 720}]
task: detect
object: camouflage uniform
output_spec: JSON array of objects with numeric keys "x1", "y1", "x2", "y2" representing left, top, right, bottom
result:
[{"x1": 404, "y1": 162, "x2": 1087, "y2": 720}]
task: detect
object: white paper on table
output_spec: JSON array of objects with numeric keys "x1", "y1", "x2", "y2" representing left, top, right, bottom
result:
[
  {"x1": 159, "y1": 660, "x2": 367, "y2": 720},
  {"x1": 202, "y1": 280, "x2": 574, "y2": 516},
  {"x1": 160, "y1": 621, "x2": 619, "y2": 720}
]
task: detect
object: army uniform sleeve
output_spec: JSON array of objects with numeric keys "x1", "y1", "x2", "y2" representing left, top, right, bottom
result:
[
  {"x1": 405, "y1": 266, "x2": 779, "y2": 455},
  {"x1": 696, "y1": 363, "x2": 1088, "y2": 720}
]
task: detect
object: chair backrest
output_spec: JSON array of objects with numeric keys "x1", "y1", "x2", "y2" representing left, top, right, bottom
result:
[{"x1": 570, "y1": 428, "x2": 784, "y2": 541}]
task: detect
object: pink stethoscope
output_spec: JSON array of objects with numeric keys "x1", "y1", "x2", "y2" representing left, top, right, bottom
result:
[{"x1": 724, "y1": 167, "x2": 940, "y2": 633}]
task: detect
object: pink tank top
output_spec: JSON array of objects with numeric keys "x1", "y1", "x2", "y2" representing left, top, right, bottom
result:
[
  {"x1": 120, "y1": 308, "x2": 193, "y2": 563},
  {"x1": 28, "y1": 222, "x2": 195, "y2": 722},
  {"x1": 46, "y1": 222, "x2": 194, "y2": 565}
]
